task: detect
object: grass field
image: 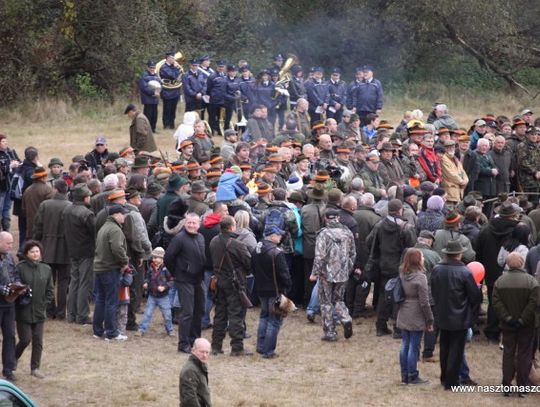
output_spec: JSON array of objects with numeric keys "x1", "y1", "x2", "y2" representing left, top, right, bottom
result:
[{"x1": 1, "y1": 92, "x2": 540, "y2": 406}]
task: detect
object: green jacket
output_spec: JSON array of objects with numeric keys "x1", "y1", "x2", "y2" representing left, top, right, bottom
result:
[
  {"x1": 94, "y1": 217, "x2": 129, "y2": 273},
  {"x1": 414, "y1": 242, "x2": 441, "y2": 305},
  {"x1": 15, "y1": 260, "x2": 54, "y2": 324},
  {"x1": 492, "y1": 268, "x2": 539, "y2": 329},
  {"x1": 179, "y1": 355, "x2": 211, "y2": 407},
  {"x1": 358, "y1": 167, "x2": 385, "y2": 200}
]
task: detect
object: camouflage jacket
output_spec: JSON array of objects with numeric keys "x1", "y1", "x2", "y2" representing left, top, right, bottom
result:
[
  {"x1": 517, "y1": 140, "x2": 540, "y2": 189},
  {"x1": 311, "y1": 220, "x2": 356, "y2": 283}
]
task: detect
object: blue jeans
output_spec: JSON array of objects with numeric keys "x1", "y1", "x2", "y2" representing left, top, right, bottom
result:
[
  {"x1": 400, "y1": 330, "x2": 424, "y2": 379},
  {"x1": 139, "y1": 295, "x2": 173, "y2": 334},
  {"x1": 256, "y1": 296, "x2": 283, "y2": 357},
  {"x1": 93, "y1": 270, "x2": 120, "y2": 338},
  {"x1": 201, "y1": 270, "x2": 214, "y2": 328},
  {"x1": 306, "y1": 280, "x2": 320, "y2": 316},
  {"x1": 169, "y1": 285, "x2": 180, "y2": 308},
  {"x1": 0, "y1": 191, "x2": 12, "y2": 231}
]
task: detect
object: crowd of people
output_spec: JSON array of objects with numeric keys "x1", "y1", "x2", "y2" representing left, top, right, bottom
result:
[{"x1": 0, "y1": 52, "x2": 539, "y2": 405}]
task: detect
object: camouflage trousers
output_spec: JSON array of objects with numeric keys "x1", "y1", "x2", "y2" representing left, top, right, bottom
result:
[{"x1": 318, "y1": 279, "x2": 351, "y2": 335}]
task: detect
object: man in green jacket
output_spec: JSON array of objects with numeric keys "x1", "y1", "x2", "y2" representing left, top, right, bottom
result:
[
  {"x1": 179, "y1": 337, "x2": 212, "y2": 406},
  {"x1": 93, "y1": 205, "x2": 130, "y2": 341},
  {"x1": 492, "y1": 252, "x2": 539, "y2": 392}
]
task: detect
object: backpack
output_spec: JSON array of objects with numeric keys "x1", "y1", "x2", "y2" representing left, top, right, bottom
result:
[
  {"x1": 384, "y1": 276, "x2": 404, "y2": 305},
  {"x1": 9, "y1": 172, "x2": 24, "y2": 200},
  {"x1": 263, "y1": 206, "x2": 286, "y2": 234}
]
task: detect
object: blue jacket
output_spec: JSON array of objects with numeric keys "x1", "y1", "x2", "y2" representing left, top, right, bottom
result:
[
  {"x1": 239, "y1": 77, "x2": 255, "y2": 112},
  {"x1": 353, "y1": 79, "x2": 383, "y2": 112},
  {"x1": 138, "y1": 70, "x2": 161, "y2": 105},
  {"x1": 347, "y1": 80, "x2": 362, "y2": 109},
  {"x1": 469, "y1": 130, "x2": 482, "y2": 151},
  {"x1": 224, "y1": 76, "x2": 241, "y2": 105},
  {"x1": 328, "y1": 79, "x2": 348, "y2": 108},
  {"x1": 207, "y1": 72, "x2": 227, "y2": 105},
  {"x1": 251, "y1": 81, "x2": 277, "y2": 111},
  {"x1": 182, "y1": 70, "x2": 206, "y2": 105},
  {"x1": 305, "y1": 79, "x2": 330, "y2": 111},
  {"x1": 216, "y1": 172, "x2": 249, "y2": 202},
  {"x1": 159, "y1": 63, "x2": 181, "y2": 100}
]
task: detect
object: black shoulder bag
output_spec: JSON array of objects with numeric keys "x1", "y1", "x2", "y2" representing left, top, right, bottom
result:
[{"x1": 222, "y1": 238, "x2": 253, "y2": 309}]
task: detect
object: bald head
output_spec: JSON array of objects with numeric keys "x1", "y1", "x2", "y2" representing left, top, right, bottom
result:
[
  {"x1": 506, "y1": 252, "x2": 525, "y2": 269},
  {"x1": 342, "y1": 196, "x2": 357, "y2": 212},
  {"x1": 192, "y1": 338, "x2": 211, "y2": 363},
  {"x1": 318, "y1": 134, "x2": 332, "y2": 151},
  {"x1": 0, "y1": 232, "x2": 14, "y2": 254}
]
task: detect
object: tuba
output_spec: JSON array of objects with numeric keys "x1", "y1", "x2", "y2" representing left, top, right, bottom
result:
[
  {"x1": 156, "y1": 52, "x2": 185, "y2": 90},
  {"x1": 273, "y1": 53, "x2": 298, "y2": 98}
]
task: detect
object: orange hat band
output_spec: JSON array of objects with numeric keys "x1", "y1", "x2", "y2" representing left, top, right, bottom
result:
[
  {"x1": 33, "y1": 171, "x2": 47, "y2": 178},
  {"x1": 314, "y1": 175, "x2": 330, "y2": 182},
  {"x1": 120, "y1": 148, "x2": 134, "y2": 157},
  {"x1": 108, "y1": 191, "x2": 126, "y2": 200}
]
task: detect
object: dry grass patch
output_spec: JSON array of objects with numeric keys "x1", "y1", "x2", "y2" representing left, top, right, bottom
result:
[{"x1": 9, "y1": 308, "x2": 539, "y2": 406}]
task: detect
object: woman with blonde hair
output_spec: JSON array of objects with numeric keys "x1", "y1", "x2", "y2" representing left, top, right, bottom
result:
[
  {"x1": 233, "y1": 210, "x2": 257, "y2": 253},
  {"x1": 396, "y1": 248, "x2": 434, "y2": 385}
]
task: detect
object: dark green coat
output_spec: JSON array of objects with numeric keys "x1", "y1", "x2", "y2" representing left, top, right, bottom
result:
[
  {"x1": 492, "y1": 268, "x2": 539, "y2": 329},
  {"x1": 15, "y1": 260, "x2": 54, "y2": 324},
  {"x1": 157, "y1": 190, "x2": 182, "y2": 226},
  {"x1": 471, "y1": 151, "x2": 496, "y2": 197},
  {"x1": 187, "y1": 197, "x2": 210, "y2": 217},
  {"x1": 33, "y1": 193, "x2": 71, "y2": 264},
  {"x1": 179, "y1": 355, "x2": 211, "y2": 407},
  {"x1": 94, "y1": 217, "x2": 129, "y2": 273}
]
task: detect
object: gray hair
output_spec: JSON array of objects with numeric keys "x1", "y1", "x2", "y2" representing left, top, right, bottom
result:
[
  {"x1": 102, "y1": 174, "x2": 119, "y2": 190},
  {"x1": 185, "y1": 212, "x2": 200, "y2": 222},
  {"x1": 302, "y1": 144, "x2": 314, "y2": 154},
  {"x1": 360, "y1": 193, "x2": 375, "y2": 207},
  {"x1": 350, "y1": 177, "x2": 364, "y2": 192},
  {"x1": 435, "y1": 104, "x2": 448, "y2": 114},
  {"x1": 297, "y1": 98, "x2": 308, "y2": 107},
  {"x1": 477, "y1": 138, "x2": 490, "y2": 148}
]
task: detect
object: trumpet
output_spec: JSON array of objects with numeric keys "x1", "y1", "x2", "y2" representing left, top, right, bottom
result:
[{"x1": 155, "y1": 51, "x2": 185, "y2": 90}]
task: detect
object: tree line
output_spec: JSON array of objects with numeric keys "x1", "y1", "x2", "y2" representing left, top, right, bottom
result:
[{"x1": 1, "y1": 0, "x2": 539, "y2": 106}]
